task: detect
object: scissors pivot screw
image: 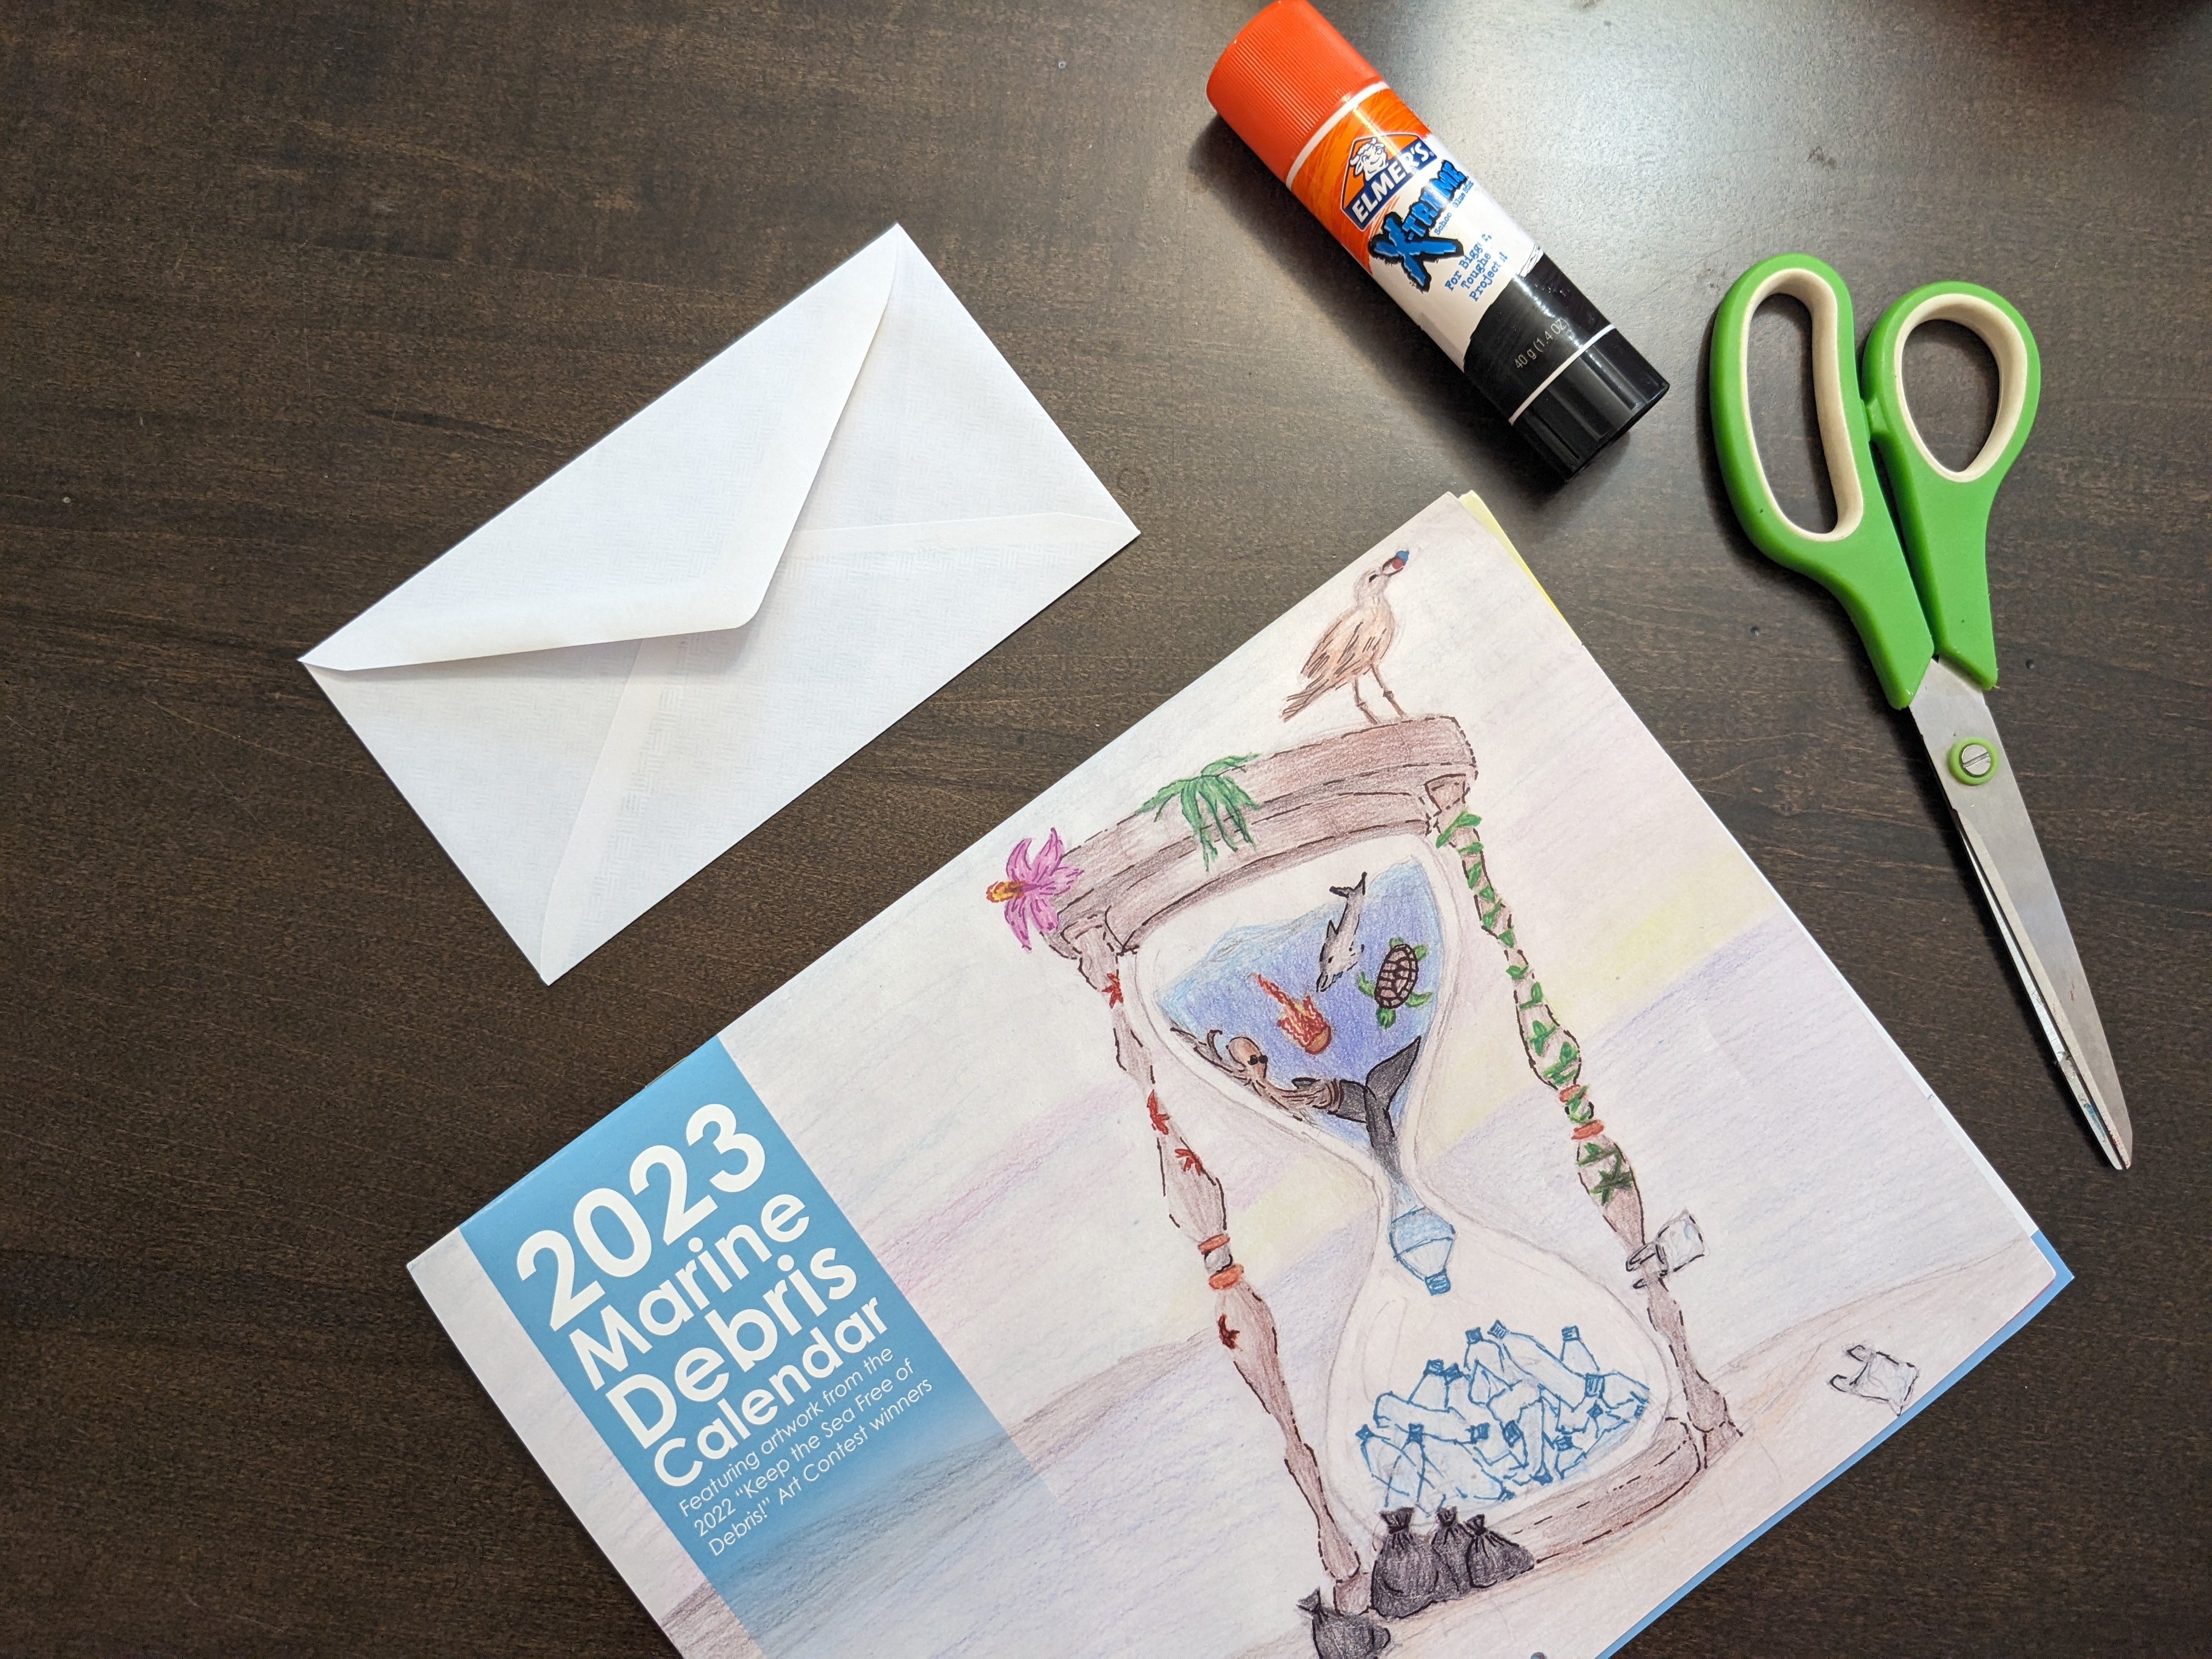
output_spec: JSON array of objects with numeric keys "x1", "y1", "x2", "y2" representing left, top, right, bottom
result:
[{"x1": 1947, "y1": 738, "x2": 2000, "y2": 786}]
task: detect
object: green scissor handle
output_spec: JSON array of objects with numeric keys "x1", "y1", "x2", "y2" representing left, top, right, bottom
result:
[
  {"x1": 1861, "y1": 281, "x2": 2040, "y2": 691},
  {"x1": 1709, "y1": 255, "x2": 1934, "y2": 707},
  {"x1": 1710, "y1": 256, "x2": 2041, "y2": 706}
]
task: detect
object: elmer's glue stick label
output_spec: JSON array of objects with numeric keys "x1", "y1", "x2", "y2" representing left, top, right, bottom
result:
[
  {"x1": 1285, "y1": 87, "x2": 1538, "y2": 363},
  {"x1": 1208, "y1": 0, "x2": 1668, "y2": 479}
]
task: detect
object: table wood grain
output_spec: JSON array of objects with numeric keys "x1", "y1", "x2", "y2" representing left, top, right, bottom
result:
[{"x1": 4, "y1": 2, "x2": 2207, "y2": 1654}]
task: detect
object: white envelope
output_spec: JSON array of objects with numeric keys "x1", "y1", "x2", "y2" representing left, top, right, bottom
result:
[{"x1": 303, "y1": 226, "x2": 1138, "y2": 982}]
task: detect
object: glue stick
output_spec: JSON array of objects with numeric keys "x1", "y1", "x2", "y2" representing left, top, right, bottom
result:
[{"x1": 1207, "y1": 0, "x2": 1667, "y2": 478}]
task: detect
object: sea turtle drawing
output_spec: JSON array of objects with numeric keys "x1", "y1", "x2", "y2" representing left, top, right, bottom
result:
[{"x1": 1356, "y1": 938, "x2": 1434, "y2": 1028}]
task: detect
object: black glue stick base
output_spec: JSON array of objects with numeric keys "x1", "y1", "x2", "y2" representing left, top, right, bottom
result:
[{"x1": 1464, "y1": 255, "x2": 1668, "y2": 478}]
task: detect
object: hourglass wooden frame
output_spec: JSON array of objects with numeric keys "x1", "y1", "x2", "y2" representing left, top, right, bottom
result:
[{"x1": 1045, "y1": 715, "x2": 1740, "y2": 1601}]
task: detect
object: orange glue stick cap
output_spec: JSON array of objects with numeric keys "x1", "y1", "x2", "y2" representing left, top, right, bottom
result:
[{"x1": 1206, "y1": 0, "x2": 1384, "y2": 182}]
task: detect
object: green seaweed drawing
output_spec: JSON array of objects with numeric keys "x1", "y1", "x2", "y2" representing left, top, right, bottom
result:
[{"x1": 1141, "y1": 755, "x2": 1259, "y2": 869}]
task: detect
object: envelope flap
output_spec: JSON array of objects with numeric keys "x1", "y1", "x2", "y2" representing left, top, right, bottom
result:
[
  {"x1": 302, "y1": 230, "x2": 906, "y2": 673},
  {"x1": 789, "y1": 228, "x2": 1135, "y2": 538}
]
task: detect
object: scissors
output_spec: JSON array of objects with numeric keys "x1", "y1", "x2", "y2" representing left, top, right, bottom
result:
[{"x1": 1708, "y1": 253, "x2": 2132, "y2": 1168}]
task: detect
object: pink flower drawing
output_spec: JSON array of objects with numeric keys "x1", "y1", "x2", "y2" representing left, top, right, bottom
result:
[{"x1": 987, "y1": 830, "x2": 1079, "y2": 950}]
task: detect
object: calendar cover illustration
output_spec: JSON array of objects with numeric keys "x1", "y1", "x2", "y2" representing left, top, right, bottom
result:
[{"x1": 413, "y1": 494, "x2": 2063, "y2": 1658}]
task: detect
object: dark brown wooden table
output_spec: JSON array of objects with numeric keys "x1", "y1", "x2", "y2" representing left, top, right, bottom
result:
[{"x1": 5, "y1": 2, "x2": 2207, "y2": 1654}]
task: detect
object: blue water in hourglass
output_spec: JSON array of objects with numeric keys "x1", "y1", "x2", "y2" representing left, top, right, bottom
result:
[{"x1": 1158, "y1": 859, "x2": 1454, "y2": 1291}]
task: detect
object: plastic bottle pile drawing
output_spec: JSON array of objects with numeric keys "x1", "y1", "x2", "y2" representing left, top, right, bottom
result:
[{"x1": 1360, "y1": 1322, "x2": 1648, "y2": 1516}]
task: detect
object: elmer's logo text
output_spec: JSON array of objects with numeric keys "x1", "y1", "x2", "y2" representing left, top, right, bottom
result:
[{"x1": 1341, "y1": 132, "x2": 1436, "y2": 229}]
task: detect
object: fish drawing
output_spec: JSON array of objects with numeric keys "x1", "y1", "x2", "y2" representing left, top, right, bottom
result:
[{"x1": 1316, "y1": 873, "x2": 1368, "y2": 994}]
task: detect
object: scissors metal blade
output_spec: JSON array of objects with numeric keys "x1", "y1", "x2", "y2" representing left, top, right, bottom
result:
[{"x1": 1908, "y1": 658, "x2": 2134, "y2": 1167}]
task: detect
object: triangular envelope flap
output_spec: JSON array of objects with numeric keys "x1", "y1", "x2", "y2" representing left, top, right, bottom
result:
[
  {"x1": 302, "y1": 230, "x2": 904, "y2": 673},
  {"x1": 791, "y1": 235, "x2": 1134, "y2": 535}
]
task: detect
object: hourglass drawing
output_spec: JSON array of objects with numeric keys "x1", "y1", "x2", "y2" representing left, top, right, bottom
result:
[
  {"x1": 1137, "y1": 842, "x2": 1671, "y2": 1539},
  {"x1": 1019, "y1": 714, "x2": 1740, "y2": 1614}
]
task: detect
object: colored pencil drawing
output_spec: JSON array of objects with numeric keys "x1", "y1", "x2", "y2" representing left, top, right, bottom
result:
[
  {"x1": 995, "y1": 533, "x2": 1757, "y2": 1636},
  {"x1": 1831, "y1": 1346, "x2": 1920, "y2": 1416},
  {"x1": 1316, "y1": 874, "x2": 1368, "y2": 994},
  {"x1": 1285, "y1": 548, "x2": 1412, "y2": 724},
  {"x1": 1138, "y1": 755, "x2": 1261, "y2": 870},
  {"x1": 985, "y1": 830, "x2": 1078, "y2": 950},
  {"x1": 608, "y1": 494, "x2": 2061, "y2": 1659},
  {"x1": 1029, "y1": 714, "x2": 1726, "y2": 1629}
]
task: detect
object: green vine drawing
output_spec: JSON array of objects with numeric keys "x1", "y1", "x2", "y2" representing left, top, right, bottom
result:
[
  {"x1": 1436, "y1": 808, "x2": 1638, "y2": 1211},
  {"x1": 1141, "y1": 756, "x2": 1259, "y2": 869}
]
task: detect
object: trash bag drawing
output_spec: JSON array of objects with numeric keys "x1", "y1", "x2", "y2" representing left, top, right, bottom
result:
[
  {"x1": 1463, "y1": 1513, "x2": 1536, "y2": 1590},
  {"x1": 1298, "y1": 1588, "x2": 1392, "y2": 1658},
  {"x1": 1829, "y1": 1344, "x2": 1918, "y2": 1417},
  {"x1": 1430, "y1": 1505, "x2": 1479, "y2": 1599},
  {"x1": 1369, "y1": 1507, "x2": 1442, "y2": 1620}
]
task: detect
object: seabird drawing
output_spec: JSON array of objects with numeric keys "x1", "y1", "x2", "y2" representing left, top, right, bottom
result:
[{"x1": 1283, "y1": 549, "x2": 1409, "y2": 725}]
